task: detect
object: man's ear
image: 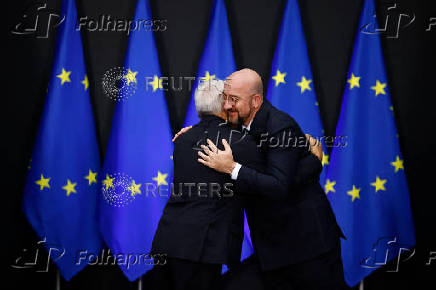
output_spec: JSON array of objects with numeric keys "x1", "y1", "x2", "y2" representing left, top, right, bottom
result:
[{"x1": 252, "y1": 94, "x2": 262, "y2": 109}]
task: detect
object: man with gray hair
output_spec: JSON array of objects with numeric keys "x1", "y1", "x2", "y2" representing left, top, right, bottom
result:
[
  {"x1": 151, "y1": 78, "x2": 262, "y2": 290},
  {"x1": 151, "y1": 78, "x2": 322, "y2": 290}
]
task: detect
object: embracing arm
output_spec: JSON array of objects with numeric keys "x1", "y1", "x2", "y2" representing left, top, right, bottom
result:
[
  {"x1": 198, "y1": 124, "x2": 323, "y2": 200},
  {"x1": 234, "y1": 128, "x2": 299, "y2": 200},
  {"x1": 198, "y1": 127, "x2": 300, "y2": 200}
]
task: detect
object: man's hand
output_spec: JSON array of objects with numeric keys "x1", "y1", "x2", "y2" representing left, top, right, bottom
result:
[
  {"x1": 198, "y1": 139, "x2": 236, "y2": 175},
  {"x1": 305, "y1": 134, "x2": 323, "y2": 162},
  {"x1": 172, "y1": 126, "x2": 193, "y2": 142}
]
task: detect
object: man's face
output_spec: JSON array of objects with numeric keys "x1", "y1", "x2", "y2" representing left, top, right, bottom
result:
[{"x1": 223, "y1": 77, "x2": 255, "y2": 126}]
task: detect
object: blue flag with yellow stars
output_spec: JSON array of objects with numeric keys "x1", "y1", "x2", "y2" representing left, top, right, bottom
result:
[
  {"x1": 22, "y1": 0, "x2": 102, "y2": 281},
  {"x1": 266, "y1": 0, "x2": 328, "y2": 183},
  {"x1": 325, "y1": 0, "x2": 415, "y2": 286},
  {"x1": 98, "y1": 0, "x2": 174, "y2": 281},
  {"x1": 184, "y1": 0, "x2": 236, "y2": 126},
  {"x1": 183, "y1": 0, "x2": 254, "y2": 265}
]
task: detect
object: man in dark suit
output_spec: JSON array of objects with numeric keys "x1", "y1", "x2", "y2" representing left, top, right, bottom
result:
[
  {"x1": 151, "y1": 79, "x2": 322, "y2": 290},
  {"x1": 198, "y1": 69, "x2": 346, "y2": 290}
]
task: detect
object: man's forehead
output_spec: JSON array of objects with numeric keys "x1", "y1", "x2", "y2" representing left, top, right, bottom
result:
[{"x1": 224, "y1": 77, "x2": 244, "y2": 92}]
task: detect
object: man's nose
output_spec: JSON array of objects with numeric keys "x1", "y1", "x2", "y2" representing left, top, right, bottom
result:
[{"x1": 223, "y1": 99, "x2": 233, "y2": 110}]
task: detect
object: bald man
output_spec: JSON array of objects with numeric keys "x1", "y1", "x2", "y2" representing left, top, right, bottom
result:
[{"x1": 198, "y1": 69, "x2": 346, "y2": 290}]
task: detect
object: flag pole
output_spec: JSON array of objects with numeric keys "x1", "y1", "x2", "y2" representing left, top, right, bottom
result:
[
  {"x1": 56, "y1": 269, "x2": 61, "y2": 290},
  {"x1": 359, "y1": 279, "x2": 364, "y2": 290},
  {"x1": 137, "y1": 276, "x2": 143, "y2": 290}
]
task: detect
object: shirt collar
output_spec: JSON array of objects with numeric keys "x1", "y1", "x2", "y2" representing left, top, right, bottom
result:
[{"x1": 242, "y1": 120, "x2": 253, "y2": 131}]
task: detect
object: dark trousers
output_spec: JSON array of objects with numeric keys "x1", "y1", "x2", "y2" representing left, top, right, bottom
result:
[
  {"x1": 261, "y1": 240, "x2": 346, "y2": 290},
  {"x1": 151, "y1": 257, "x2": 222, "y2": 290}
]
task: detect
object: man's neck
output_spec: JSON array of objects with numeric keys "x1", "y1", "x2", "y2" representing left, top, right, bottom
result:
[{"x1": 243, "y1": 100, "x2": 263, "y2": 127}]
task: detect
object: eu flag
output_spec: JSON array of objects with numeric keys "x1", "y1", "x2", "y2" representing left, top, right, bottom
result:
[
  {"x1": 266, "y1": 0, "x2": 328, "y2": 183},
  {"x1": 325, "y1": 0, "x2": 415, "y2": 286},
  {"x1": 98, "y1": 0, "x2": 173, "y2": 281},
  {"x1": 22, "y1": 0, "x2": 102, "y2": 281},
  {"x1": 183, "y1": 0, "x2": 236, "y2": 126},
  {"x1": 183, "y1": 0, "x2": 254, "y2": 263}
]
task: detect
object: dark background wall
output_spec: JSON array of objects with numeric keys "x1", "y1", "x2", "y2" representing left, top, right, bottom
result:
[{"x1": 6, "y1": 0, "x2": 435, "y2": 289}]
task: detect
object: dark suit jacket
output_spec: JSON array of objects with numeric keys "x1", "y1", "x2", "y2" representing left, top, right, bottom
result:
[
  {"x1": 151, "y1": 114, "x2": 322, "y2": 267},
  {"x1": 151, "y1": 115, "x2": 264, "y2": 266},
  {"x1": 236, "y1": 100, "x2": 344, "y2": 271}
]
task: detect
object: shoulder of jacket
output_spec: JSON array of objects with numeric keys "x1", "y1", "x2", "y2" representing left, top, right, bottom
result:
[{"x1": 266, "y1": 106, "x2": 296, "y2": 134}]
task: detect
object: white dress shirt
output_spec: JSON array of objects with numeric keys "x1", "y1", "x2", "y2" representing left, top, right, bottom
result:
[{"x1": 231, "y1": 120, "x2": 253, "y2": 180}]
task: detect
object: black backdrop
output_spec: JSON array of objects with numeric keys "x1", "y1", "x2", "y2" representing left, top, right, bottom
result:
[{"x1": 6, "y1": 0, "x2": 435, "y2": 289}]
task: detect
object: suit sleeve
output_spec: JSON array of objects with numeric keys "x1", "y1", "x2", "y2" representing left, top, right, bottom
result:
[
  {"x1": 293, "y1": 153, "x2": 322, "y2": 185},
  {"x1": 235, "y1": 126, "x2": 299, "y2": 200}
]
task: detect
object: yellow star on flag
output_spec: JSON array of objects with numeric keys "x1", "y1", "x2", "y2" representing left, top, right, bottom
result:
[
  {"x1": 81, "y1": 75, "x2": 89, "y2": 90},
  {"x1": 296, "y1": 76, "x2": 312, "y2": 93},
  {"x1": 62, "y1": 179, "x2": 77, "y2": 196},
  {"x1": 57, "y1": 68, "x2": 71, "y2": 85},
  {"x1": 324, "y1": 179, "x2": 336, "y2": 194},
  {"x1": 347, "y1": 73, "x2": 360, "y2": 89},
  {"x1": 124, "y1": 69, "x2": 138, "y2": 85},
  {"x1": 371, "y1": 80, "x2": 386, "y2": 96},
  {"x1": 347, "y1": 185, "x2": 361, "y2": 202},
  {"x1": 272, "y1": 70, "x2": 286, "y2": 87},
  {"x1": 128, "y1": 180, "x2": 142, "y2": 197},
  {"x1": 391, "y1": 156, "x2": 404, "y2": 173},
  {"x1": 35, "y1": 174, "x2": 50, "y2": 190},
  {"x1": 321, "y1": 152, "x2": 329, "y2": 166},
  {"x1": 201, "y1": 71, "x2": 216, "y2": 82},
  {"x1": 103, "y1": 174, "x2": 114, "y2": 189},
  {"x1": 149, "y1": 75, "x2": 163, "y2": 92},
  {"x1": 371, "y1": 176, "x2": 387, "y2": 192},
  {"x1": 85, "y1": 169, "x2": 97, "y2": 185},
  {"x1": 153, "y1": 171, "x2": 168, "y2": 186}
]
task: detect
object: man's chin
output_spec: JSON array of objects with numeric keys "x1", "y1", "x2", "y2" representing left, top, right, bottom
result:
[
  {"x1": 226, "y1": 112, "x2": 239, "y2": 125},
  {"x1": 227, "y1": 116, "x2": 239, "y2": 125}
]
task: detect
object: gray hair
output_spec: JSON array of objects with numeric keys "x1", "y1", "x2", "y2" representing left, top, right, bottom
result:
[{"x1": 194, "y1": 79, "x2": 224, "y2": 118}]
